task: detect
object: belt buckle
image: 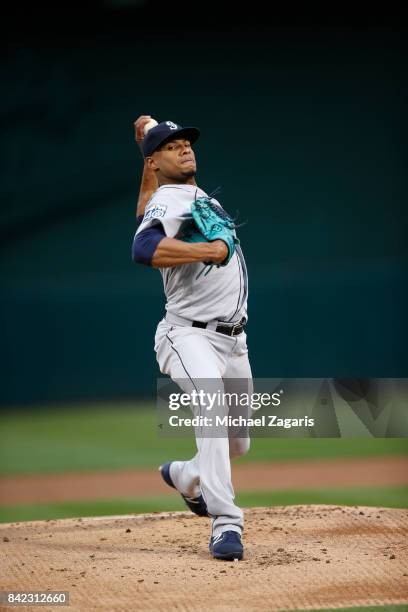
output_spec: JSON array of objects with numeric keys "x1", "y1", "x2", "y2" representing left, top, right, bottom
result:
[
  {"x1": 231, "y1": 322, "x2": 240, "y2": 336},
  {"x1": 232, "y1": 317, "x2": 246, "y2": 336}
]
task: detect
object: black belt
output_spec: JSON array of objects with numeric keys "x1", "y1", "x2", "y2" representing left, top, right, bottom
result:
[{"x1": 192, "y1": 317, "x2": 246, "y2": 337}]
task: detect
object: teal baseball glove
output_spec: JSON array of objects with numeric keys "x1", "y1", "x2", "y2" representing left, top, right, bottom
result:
[{"x1": 179, "y1": 195, "x2": 239, "y2": 267}]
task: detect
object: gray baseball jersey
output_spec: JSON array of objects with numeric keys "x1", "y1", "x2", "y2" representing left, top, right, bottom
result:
[{"x1": 135, "y1": 184, "x2": 248, "y2": 323}]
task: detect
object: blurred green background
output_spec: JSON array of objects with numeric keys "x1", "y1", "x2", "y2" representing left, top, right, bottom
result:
[
  {"x1": 1, "y1": 4, "x2": 407, "y2": 405},
  {"x1": 0, "y1": 4, "x2": 407, "y2": 524}
]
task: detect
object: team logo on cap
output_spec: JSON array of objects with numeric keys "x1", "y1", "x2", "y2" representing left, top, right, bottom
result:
[{"x1": 166, "y1": 121, "x2": 179, "y2": 130}]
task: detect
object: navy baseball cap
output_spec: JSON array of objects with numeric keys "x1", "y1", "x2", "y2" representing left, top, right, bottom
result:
[{"x1": 142, "y1": 120, "x2": 200, "y2": 157}]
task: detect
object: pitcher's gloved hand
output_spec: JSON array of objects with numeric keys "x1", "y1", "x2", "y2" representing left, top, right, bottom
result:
[{"x1": 180, "y1": 195, "x2": 239, "y2": 267}]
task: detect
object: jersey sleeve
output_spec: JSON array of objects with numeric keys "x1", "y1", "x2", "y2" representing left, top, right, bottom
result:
[
  {"x1": 135, "y1": 187, "x2": 195, "y2": 238},
  {"x1": 132, "y1": 224, "x2": 166, "y2": 266}
]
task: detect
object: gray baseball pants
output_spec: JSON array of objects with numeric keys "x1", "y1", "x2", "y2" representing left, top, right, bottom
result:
[{"x1": 154, "y1": 314, "x2": 253, "y2": 538}]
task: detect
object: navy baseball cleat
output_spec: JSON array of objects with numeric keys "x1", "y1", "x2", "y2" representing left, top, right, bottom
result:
[
  {"x1": 159, "y1": 462, "x2": 208, "y2": 517},
  {"x1": 209, "y1": 530, "x2": 244, "y2": 561}
]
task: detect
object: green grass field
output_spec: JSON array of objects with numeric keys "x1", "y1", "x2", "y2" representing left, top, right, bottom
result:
[
  {"x1": 1, "y1": 403, "x2": 407, "y2": 474},
  {"x1": 0, "y1": 403, "x2": 407, "y2": 523},
  {"x1": 0, "y1": 485, "x2": 406, "y2": 524}
]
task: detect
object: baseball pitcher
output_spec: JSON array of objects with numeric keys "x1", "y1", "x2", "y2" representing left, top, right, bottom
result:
[{"x1": 131, "y1": 115, "x2": 252, "y2": 560}]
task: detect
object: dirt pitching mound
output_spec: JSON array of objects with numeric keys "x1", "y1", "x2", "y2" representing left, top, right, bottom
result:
[{"x1": 1, "y1": 505, "x2": 407, "y2": 612}]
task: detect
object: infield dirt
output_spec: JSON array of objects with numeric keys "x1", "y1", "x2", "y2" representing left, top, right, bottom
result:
[
  {"x1": 1, "y1": 456, "x2": 407, "y2": 505},
  {"x1": 1, "y1": 505, "x2": 407, "y2": 611}
]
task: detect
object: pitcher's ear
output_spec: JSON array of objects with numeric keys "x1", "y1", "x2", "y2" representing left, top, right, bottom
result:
[{"x1": 146, "y1": 156, "x2": 159, "y2": 171}]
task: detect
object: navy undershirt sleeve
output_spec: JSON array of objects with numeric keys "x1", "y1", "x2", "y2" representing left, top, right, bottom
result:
[{"x1": 132, "y1": 223, "x2": 166, "y2": 266}]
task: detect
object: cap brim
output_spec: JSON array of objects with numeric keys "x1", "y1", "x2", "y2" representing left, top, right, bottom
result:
[{"x1": 153, "y1": 127, "x2": 200, "y2": 154}]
